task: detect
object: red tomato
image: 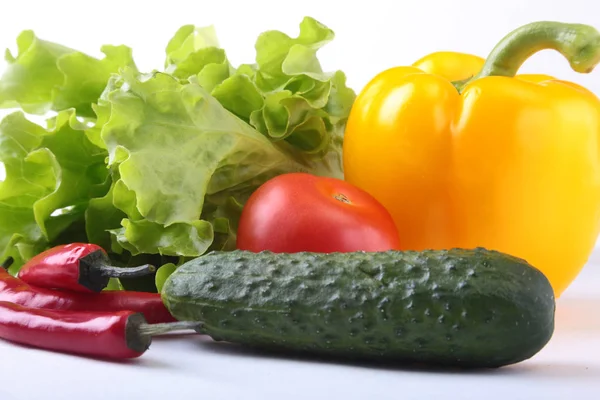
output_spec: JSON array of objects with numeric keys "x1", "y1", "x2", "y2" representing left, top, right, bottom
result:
[{"x1": 236, "y1": 173, "x2": 401, "y2": 253}]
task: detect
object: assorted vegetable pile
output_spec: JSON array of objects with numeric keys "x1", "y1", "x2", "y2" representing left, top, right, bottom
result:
[{"x1": 1, "y1": 17, "x2": 600, "y2": 368}]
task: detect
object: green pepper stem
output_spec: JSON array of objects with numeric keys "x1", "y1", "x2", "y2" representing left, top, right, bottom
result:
[{"x1": 457, "y1": 21, "x2": 600, "y2": 91}]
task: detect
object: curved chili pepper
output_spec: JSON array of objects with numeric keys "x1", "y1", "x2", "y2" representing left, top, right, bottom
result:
[
  {"x1": 0, "y1": 264, "x2": 176, "y2": 324},
  {"x1": 0, "y1": 301, "x2": 200, "y2": 359},
  {"x1": 17, "y1": 243, "x2": 155, "y2": 293}
]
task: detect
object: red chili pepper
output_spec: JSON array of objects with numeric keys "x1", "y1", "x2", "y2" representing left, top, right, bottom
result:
[
  {"x1": 17, "y1": 243, "x2": 155, "y2": 293},
  {"x1": 0, "y1": 262, "x2": 176, "y2": 324},
  {"x1": 0, "y1": 301, "x2": 200, "y2": 359}
]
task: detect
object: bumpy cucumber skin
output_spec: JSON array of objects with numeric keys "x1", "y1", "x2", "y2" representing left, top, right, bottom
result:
[{"x1": 162, "y1": 248, "x2": 555, "y2": 368}]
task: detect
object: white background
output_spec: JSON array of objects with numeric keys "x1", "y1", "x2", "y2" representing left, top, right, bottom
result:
[
  {"x1": 0, "y1": 0, "x2": 599, "y2": 399},
  {"x1": 0, "y1": 0, "x2": 600, "y2": 97}
]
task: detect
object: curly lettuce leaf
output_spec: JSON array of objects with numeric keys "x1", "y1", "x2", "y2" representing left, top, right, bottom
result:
[
  {"x1": 0, "y1": 113, "x2": 55, "y2": 201},
  {"x1": 0, "y1": 111, "x2": 109, "y2": 271},
  {"x1": 33, "y1": 110, "x2": 109, "y2": 236},
  {"x1": 170, "y1": 47, "x2": 227, "y2": 81},
  {"x1": 164, "y1": 25, "x2": 232, "y2": 91},
  {"x1": 211, "y1": 74, "x2": 264, "y2": 121},
  {"x1": 202, "y1": 195, "x2": 244, "y2": 252},
  {"x1": 101, "y1": 69, "x2": 295, "y2": 224},
  {"x1": 0, "y1": 30, "x2": 137, "y2": 117},
  {"x1": 155, "y1": 262, "x2": 177, "y2": 293},
  {"x1": 0, "y1": 113, "x2": 54, "y2": 270},
  {"x1": 109, "y1": 218, "x2": 214, "y2": 257},
  {"x1": 255, "y1": 16, "x2": 335, "y2": 90},
  {"x1": 85, "y1": 179, "x2": 126, "y2": 251},
  {"x1": 208, "y1": 17, "x2": 356, "y2": 178},
  {"x1": 96, "y1": 68, "x2": 301, "y2": 256},
  {"x1": 162, "y1": 17, "x2": 355, "y2": 179},
  {"x1": 165, "y1": 25, "x2": 220, "y2": 68}
]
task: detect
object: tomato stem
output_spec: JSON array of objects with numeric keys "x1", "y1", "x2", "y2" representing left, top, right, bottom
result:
[{"x1": 334, "y1": 193, "x2": 351, "y2": 204}]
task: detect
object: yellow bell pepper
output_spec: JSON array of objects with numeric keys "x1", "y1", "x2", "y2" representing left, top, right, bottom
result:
[
  {"x1": 412, "y1": 51, "x2": 485, "y2": 81},
  {"x1": 343, "y1": 21, "x2": 600, "y2": 296}
]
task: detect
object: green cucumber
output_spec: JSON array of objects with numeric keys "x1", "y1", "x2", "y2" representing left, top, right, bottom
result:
[{"x1": 162, "y1": 247, "x2": 555, "y2": 368}]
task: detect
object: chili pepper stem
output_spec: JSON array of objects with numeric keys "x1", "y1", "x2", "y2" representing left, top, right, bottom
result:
[
  {"x1": 1, "y1": 257, "x2": 14, "y2": 270},
  {"x1": 126, "y1": 315, "x2": 202, "y2": 353},
  {"x1": 79, "y1": 250, "x2": 156, "y2": 292},
  {"x1": 455, "y1": 21, "x2": 600, "y2": 92},
  {"x1": 96, "y1": 263, "x2": 157, "y2": 278},
  {"x1": 138, "y1": 320, "x2": 204, "y2": 336}
]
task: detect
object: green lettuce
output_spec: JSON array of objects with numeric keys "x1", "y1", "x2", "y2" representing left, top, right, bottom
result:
[
  {"x1": 164, "y1": 24, "x2": 232, "y2": 90},
  {"x1": 96, "y1": 69, "x2": 299, "y2": 256},
  {"x1": 0, "y1": 111, "x2": 109, "y2": 272},
  {"x1": 170, "y1": 17, "x2": 355, "y2": 179},
  {"x1": 228, "y1": 36, "x2": 353, "y2": 176},
  {"x1": 0, "y1": 16, "x2": 355, "y2": 282},
  {"x1": 0, "y1": 30, "x2": 137, "y2": 117}
]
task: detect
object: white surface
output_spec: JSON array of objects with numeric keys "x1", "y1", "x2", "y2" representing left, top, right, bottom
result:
[
  {"x1": 0, "y1": 259, "x2": 598, "y2": 400},
  {"x1": 1, "y1": 1, "x2": 600, "y2": 399}
]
